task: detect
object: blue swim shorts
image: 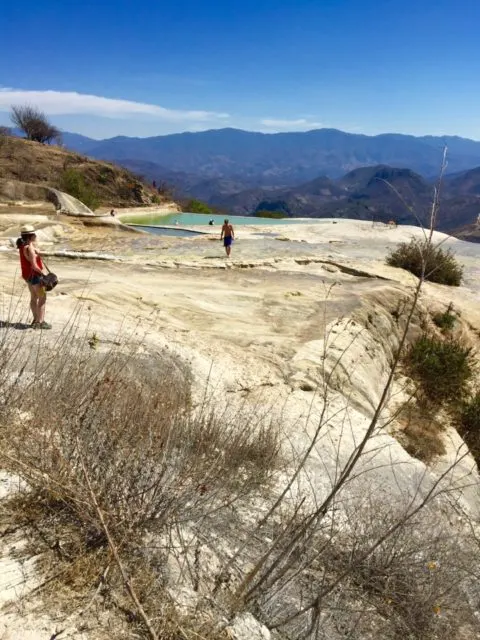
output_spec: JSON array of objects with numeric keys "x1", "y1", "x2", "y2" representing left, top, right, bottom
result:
[
  {"x1": 223, "y1": 236, "x2": 233, "y2": 247},
  {"x1": 27, "y1": 275, "x2": 42, "y2": 285}
]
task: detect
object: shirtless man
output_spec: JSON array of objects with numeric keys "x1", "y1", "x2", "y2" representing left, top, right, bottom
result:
[{"x1": 220, "y1": 219, "x2": 234, "y2": 257}]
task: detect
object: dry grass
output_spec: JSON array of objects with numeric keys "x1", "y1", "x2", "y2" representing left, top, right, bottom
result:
[
  {"x1": 329, "y1": 501, "x2": 477, "y2": 640},
  {"x1": 396, "y1": 403, "x2": 446, "y2": 463},
  {"x1": 229, "y1": 495, "x2": 479, "y2": 640},
  {"x1": 0, "y1": 326, "x2": 281, "y2": 638},
  {"x1": 0, "y1": 135, "x2": 157, "y2": 207}
]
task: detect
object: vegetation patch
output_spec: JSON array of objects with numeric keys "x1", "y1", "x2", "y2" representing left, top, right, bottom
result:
[
  {"x1": 386, "y1": 238, "x2": 463, "y2": 286},
  {"x1": 61, "y1": 167, "x2": 100, "y2": 210},
  {"x1": 0, "y1": 336, "x2": 281, "y2": 638},
  {"x1": 458, "y1": 392, "x2": 480, "y2": 467},
  {"x1": 432, "y1": 304, "x2": 457, "y2": 332},
  {"x1": 397, "y1": 403, "x2": 446, "y2": 463},
  {"x1": 404, "y1": 334, "x2": 474, "y2": 405},
  {"x1": 183, "y1": 198, "x2": 214, "y2": 214},
  {"x1": 254, "y1": 209, "x2": 286, "y2": 219}
]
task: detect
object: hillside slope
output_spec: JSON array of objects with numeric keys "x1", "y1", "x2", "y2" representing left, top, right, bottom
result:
[
  {"x1": 451, "y1": 221, "x2": 480, "y2": 243},
  {"x1": 194, "y1": 165, "x2": 477, "y2": 229},
  {"x1": 0, "y1": 135, "x2": 170, "y2": 209}
]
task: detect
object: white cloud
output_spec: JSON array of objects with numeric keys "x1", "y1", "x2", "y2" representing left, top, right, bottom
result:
[
  {"x1": 261, "y1": 118, "x2": 323, "y2": 130},
  {"x1": 0, "y1": 88, "x2": 229, "y2": 122}
]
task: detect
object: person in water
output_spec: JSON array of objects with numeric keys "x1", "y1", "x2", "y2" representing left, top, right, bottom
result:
[
  {"x1": 17, "y1": 225, "x2": 51, "y2": 329},
  {"x1": 220, "y1": 218, "x2": 234, "y2": 257}
]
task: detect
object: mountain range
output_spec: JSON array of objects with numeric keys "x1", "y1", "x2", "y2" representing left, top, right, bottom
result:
[
  {"x1": 63, "y1": 128, "x2": 480, "y2": 185},
  {"x1": 60, "y1": 128, "x2": 480, "y2": 233}
]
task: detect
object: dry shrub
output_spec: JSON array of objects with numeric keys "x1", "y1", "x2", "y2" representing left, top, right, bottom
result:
[
  {"x1": 332, "y1": 501, "x2": 476, "y2": 640},
  {"x1": 0, "y1": 332, "x2": 280, "y2": 637},
  {"x1": 2, "y1": 348, "x2": 279, "y2": 541},
  {"x1": 397, "y1": 403, "x2": 446, "y2": 463},
  {"x1": 247, "y1": 497, "x2": 478, "y2": 640}
]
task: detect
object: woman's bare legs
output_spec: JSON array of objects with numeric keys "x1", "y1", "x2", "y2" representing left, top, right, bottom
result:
[
  {"x1": 27, "y1": 283, "x2": 46, "y2": 324},
  {"x1": 27, "y1": 283, "x2": 38, "y2": 322}
]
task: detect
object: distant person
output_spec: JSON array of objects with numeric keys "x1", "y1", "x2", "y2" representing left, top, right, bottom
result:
[
  {"x1": 16, "y1": 225, "x2": 51, "y2": 329},
  {"x1": 110, "y1": 209, "x2": 115, "y2": 217},
  {"x1": 208, "y1": 218, "x2": 215, "y2": 226},
  {"x1": 220, "y1": 218, "x2": 234, "y2": 257},
  {"x1": 175, "y1": 219, "x2": 179, "y2": 226}
]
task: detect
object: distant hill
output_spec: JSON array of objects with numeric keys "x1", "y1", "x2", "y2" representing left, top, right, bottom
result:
[
  {"x1": 61, "y1": 131, "x2": 101, "y2": 153},
  {"x1": 451, "y1": 221, "x2": 480, "y2": 243},
  {"x1": 0, "y1": 135, "x2": 168, "y2": 209},
  {"x1": 181, "y1": 165, "x2": 478, "y2": 230},
  {"x1": 53, "y1": 127, "x2": 480, "y2": 231},
  {"x1": 444, "y1": 166, "x2": 480, "y2": 196},
  {"x1": 63, "y1": 127, "x2": 480, "y2": 186}
]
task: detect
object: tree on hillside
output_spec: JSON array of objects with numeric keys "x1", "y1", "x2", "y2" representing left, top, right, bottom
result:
[
  {"x1": 182, "y1": 198, "x2": 214, "y2": 214},
  {"x1": 156, "y1": 181, "x2": 174, "y2": 198},
  {"x1": 10, "y1": 105, "x2": 62, "y2": 144}
]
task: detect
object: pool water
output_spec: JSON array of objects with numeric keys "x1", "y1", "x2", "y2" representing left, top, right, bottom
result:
[
  {"x1": 130, "y1": 225, "x2": 205, "y2": 238},
  {"x1": 121, "y1": 212, "x2": 311, "y2": 227}
]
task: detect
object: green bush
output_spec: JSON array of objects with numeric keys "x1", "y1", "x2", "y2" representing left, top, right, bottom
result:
[
  {"x1": 61, "y1": 168, "x2": 100, "y2": 211},
  {"x1": 254, "y1": 210, "x2": 286, "y2": 219},
  {"x1": 183, "y1": 198, "x2": 213, "y2": 214},
  {"x1": 458, "y1": 392, "x2": 480, "y2": 465},
  {"x1": 405, "y1": 334, "x2": 474, "y2": 405},
  {"x1": 386, "y1": 238, "x2": 463, "y2": 286},
  {"x1": 432, "y1": 307, "x2": 457, "y2": 332}
]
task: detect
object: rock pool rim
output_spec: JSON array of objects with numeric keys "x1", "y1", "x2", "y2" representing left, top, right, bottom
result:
[
  {"x1": 127, "y1": 224, "x2": 207, "y2": 238},
  {"x1": 119, "y1": 212, "x2": 316, "y2": 227}
]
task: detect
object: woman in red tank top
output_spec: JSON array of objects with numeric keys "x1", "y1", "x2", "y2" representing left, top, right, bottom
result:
[{"x1": 17, "y1": 225, "x2": 51, "y2": 330}]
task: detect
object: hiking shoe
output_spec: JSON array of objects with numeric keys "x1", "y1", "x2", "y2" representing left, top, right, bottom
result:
[{"x1": 33, "y1": 322, "x2": 52, "y2": 330}]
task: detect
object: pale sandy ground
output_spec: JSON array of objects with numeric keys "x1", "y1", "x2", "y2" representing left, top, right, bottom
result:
[{"x1": 0, "y1": 213, "x2": 479, "y2": 638}]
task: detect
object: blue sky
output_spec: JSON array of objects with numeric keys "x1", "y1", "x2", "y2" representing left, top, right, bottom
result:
[{"x1": 1, "y1": 0, "x2": 479, "y2": 139}]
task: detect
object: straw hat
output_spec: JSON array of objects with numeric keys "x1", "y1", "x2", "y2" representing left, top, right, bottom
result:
[{"x1": 20, "y1": 224, "x2": 36, "y2": 235}]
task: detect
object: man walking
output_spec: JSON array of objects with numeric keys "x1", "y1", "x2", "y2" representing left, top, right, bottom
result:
[{"x1": 220, "y1": 218, "x2": 234, "y2": 257}]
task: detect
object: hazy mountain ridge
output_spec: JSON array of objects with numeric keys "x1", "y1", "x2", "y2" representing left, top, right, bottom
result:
[
  {"x1": 63, "y1": 128, "x2": 480, "y2": 184},
  {"x1": 60, "y1": 128, "x2": 480, "y2": 231}
]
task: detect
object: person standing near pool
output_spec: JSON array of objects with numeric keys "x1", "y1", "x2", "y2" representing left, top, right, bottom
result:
[
  {"x1": 16, "y1": 224, "x2": 51, "y2": 329},
  {"x1": 220, "y1": 219, "x2": 234, "y2": 257}
]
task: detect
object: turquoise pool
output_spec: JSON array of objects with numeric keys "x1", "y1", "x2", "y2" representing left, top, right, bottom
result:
[
  {"x1": 121, "y1": 212, "x2": 312, "y2": 227},
  {"x1": 130, "y1": 225, "x2": 205, "y2": 238}
]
